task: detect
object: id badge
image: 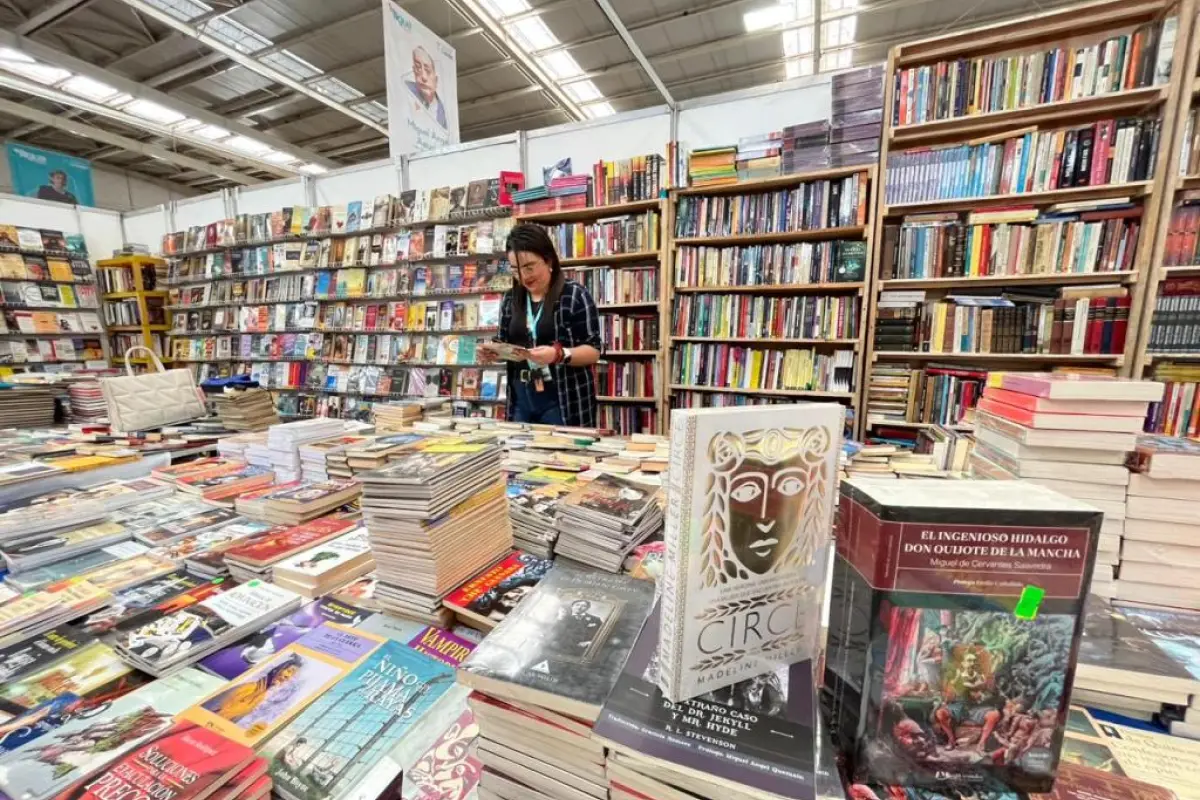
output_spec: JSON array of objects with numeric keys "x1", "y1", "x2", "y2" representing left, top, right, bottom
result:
[{"x1": 533, "y1": 374, "x2": 545, "y2": 392}]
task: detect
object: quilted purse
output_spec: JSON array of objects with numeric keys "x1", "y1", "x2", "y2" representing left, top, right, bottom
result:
[{"x1": 101, "y1": 346, "x2": 207, "y2": 432}]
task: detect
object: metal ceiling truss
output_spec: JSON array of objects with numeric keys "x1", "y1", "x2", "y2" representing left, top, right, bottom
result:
[{"x1": 15, "y1": 0, "x2": 96, "y2": 36}]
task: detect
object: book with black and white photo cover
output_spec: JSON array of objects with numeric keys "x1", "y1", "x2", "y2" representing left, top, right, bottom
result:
[
  {"x1": 457, "y1": 563, "x2": 655, "y2": 721},
  {"x1": 270, "y1": 526, "x2": 374, "y2": 598},
  {"x1": 657, "y1": 404, "x2": 843, "y2": 704}
]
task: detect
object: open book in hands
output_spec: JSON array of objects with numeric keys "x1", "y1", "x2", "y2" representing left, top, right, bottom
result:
[{"x1": 481, "y1": 341, "x2": 532, "y2": 362}]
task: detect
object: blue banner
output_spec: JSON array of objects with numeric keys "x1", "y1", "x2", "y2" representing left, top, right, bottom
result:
[{"x1": 6, "y1": 142, "x2": 94, "y2": 207}]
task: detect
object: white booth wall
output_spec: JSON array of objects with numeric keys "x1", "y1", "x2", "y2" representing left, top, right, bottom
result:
[{"x1": 0, "y1": 193, "x2": 124, "y2": 262}]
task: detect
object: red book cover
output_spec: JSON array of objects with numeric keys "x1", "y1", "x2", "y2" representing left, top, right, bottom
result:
[
  {"x1": 224, "y1": 517, "x2": 356, "y2": 567},
  {"x1": 975, "y1": 395, "x2": 1040, "y2": 427},
  {"x1": 1113, "y1": 295, "x2": 1131, "y2": 351},
  {"x1": 51, "y1": 721, "x2": 255, "y2": 800},
  {"x1": 498, "y1": 171, "x2": 525, "y2": 207},
  {"x1": 202, "y1": 758, "x2": 267, "y2": 800},
  {"x1": 1085, "y1": 297, "x2": 1104, "y2": 354}
]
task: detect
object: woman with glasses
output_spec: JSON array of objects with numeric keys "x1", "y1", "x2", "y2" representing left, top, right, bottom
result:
[{"x1": 479, "y1": 223, "x2": 602, "y2": 426}]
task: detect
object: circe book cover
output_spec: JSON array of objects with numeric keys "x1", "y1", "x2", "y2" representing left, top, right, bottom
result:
[
  {"x1": 657, "y1": 404, "x2": 843, "y2": 704},
  {"x1": 457, "y1": 563, "x2": 655, "y2": 722},
  {"x1": 0, "y1": 668, "x2": 224, "y2": 800},
  {"x1": 181, "y1": 623, "x2": 386, "y2": 747},
  {"x1": 825, "y1": 479, "x2": 1101, "y2": 793},
  {"x1": 595, "y1": 603, "x2": 821, "y2": 800},
  {"x1": 46, "y1": 721, "x2": 256, "y2": 800}
]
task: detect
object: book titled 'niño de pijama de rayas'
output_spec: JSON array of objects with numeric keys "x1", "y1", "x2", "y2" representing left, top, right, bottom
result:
[{"x1": 657, "y1": 404, "x2": 844, "y2": 704}]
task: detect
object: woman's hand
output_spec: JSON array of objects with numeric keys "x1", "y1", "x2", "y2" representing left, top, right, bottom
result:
[
  {"x1": 478, "y1": 341, "x2": 499, "y2": 364},
  {"x1": 525, "y1": 346, "x2": 559, "y2": 366}
]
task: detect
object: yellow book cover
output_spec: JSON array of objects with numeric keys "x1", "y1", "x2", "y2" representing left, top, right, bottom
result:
[
  {"x1": 179, "y1": 623, "x2": 385, "y2": 747},
  {"x1": 0, "y1": 253, "x2": 25, "y2": 279},
  {"x1": 521, "y1": 466, "x2": 578, "y2": 482},
  {"x1": 343, "y1": 269, "x2": 367, "y2": 298},
  {"x1": 290, "y1": 206, "x2": 307, "y2": 235},
  {"x1": 931, "y1": 304, "x2": 947, "y2": 353},
  {"x1": 48, "y1": 259, "x2": 73, "y2": 282},
  {"x1": 59, "y1": 285, "x2": 77, "y2": 308},
  {"x1": 968, "y1": 226, "x2": 983, "y2": 276},
  {"x1": 749, "y1": 349, "x2": 763, "y2": 388},
  {"x1": 32, "y1": 312, "x2": 59, "y2": 333}
]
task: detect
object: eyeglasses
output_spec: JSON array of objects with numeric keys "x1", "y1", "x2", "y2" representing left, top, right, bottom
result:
[{"x1": 513, "y1": 262, "x2": 544, "y2": 276}]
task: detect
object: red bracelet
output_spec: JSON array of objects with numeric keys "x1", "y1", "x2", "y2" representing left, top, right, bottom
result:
[{"x1": 552, "y1": 341, "x2": 564, "y2": 364}]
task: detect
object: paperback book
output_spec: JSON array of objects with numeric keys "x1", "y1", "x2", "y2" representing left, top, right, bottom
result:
[
  {"x1": 659, "y1": 405, "x2": 843, "y2": 703},
  {"x1": 442, "y1": 551, "x2": 553, "y2": 631},
  {"x1": 76, "y1": 571, "x2": 209, "y2": 637},
  {"x1": 0, "y1": 626, "x2": 96, "y2": 684},
  {"x1": 269, "y1": 526, "x2": 374, "y2": 598},
  {"x1": 0, "y1": 641, "x2": 134, "y2": 714}
]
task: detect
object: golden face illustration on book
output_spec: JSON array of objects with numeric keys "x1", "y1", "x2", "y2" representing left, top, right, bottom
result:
[{"x1": 703, "y1": 425, "x2": 832, "y2": 584}]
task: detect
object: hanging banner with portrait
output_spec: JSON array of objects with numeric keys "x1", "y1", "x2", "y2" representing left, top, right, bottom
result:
[
  {"x1": 5, "y1": 142, "x2": 95, "y2": 206},
  {"x1": 382, "y1": 0, "x2": 460, "y2": 157}
]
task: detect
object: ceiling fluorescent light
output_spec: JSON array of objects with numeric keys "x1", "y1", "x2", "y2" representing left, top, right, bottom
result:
[
  {"x1": 125, "y1": 98, "x2": 186, "y2": 124},
  {"x1": 509, "y1": 18, "x2": 557, "y2": 51},
  {"x1": 262, "y1": 150, "x2": 299, "y2": 165},
  {"x1": 0, "y1": 50, "x2": 71, "y2": 85},
  {"x1": 744, "y1": 2, "x2": 795, "y2": 33},
  {"x1": 584, "y1": 102, "x2": 615, "y2": 119},
  {"x1": 300, "y1": 164, "x2": 328, "y2": 175},
  {"x1": 226, "y1": 135, "x2": 272, "y2": 156},
  {"x1": 61, "y1": 75, "x2": 120, "y2": 102},
  {"x1": 192, "y1": 124, "x2": 231, "y2": 140}
]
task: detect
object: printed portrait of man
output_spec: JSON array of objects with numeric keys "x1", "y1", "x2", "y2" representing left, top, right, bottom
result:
[
  {"x1": 36, "y1": 170, "x2": 78, "y2": 204},
  {"x1": 407, "y1": 46, "x2": 448, "y2": 129}
]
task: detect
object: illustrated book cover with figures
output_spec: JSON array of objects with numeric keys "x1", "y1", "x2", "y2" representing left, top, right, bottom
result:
[
  {"x1": 261, "y1": 641, "x2": 457, "y2": 800},
  {"x1": 658, "y1": 404, "x2": 843, "y2": 704},
  {"x1": 824, "y1": 479, "x2": 1102, "y2": 793},
  {"x1": 77, "y1": 572, "x2": 208, "y2": 637},
  {"x1": 400, "y1": 707, "x2": 480, "y2": 800},
  {"x1": 46, "y1": 720, "x2": 257, "y2": 800},
  {"x1": 181, "y1": 623, "x2": 385, "y2": 747},
  {"x1": 0, "y1": 668, "x2": 223, "y2": 800},
  {"x1": 457, "y1": 563, "x2": 655, "y2": 721},
  {"x1": 0, "y1": 626, "x2": 95, "y2": 684},
  {"x1": 442, "y1": 551, "x2": 554, "y2": 631},
  {"x1": 595, "y1": 603, "x2": 822, "y2": 800},
  {"x1": 1077, "y1": 596, "x2": 1200, "y2": 696}
]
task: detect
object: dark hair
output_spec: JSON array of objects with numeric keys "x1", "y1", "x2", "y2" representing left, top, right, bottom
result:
[{"x1": 506, "y1": 223, "x2": 565, "y2": 345}]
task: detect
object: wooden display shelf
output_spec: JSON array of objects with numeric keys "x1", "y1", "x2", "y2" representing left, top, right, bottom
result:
[
  {"x1": 602, "y1": 350, "x2": 658, "y2": 356},
  {"x1": 889, "y1": 87, "x2": 1168, "y2": 146},
  {"x1": 669, "y1": 384, "x2": 855, "y2": 399},
  {"x1": 671, "y1": 336, "x2": 858, "y2": 346},
  {"x1": 1161, "y1": 265, "x2": 1200, "y2": 276},
  {"x1": 596, "y1": 396, "x2": 658, "y2": 403},
  {"x1": 597, "y1": 301, "x2": 659, "y2": 312},
  {"x1": 866, "y1": 419, "x2": 975, "y2": 431},
  {"x1": 673, "y1": 281, "x2": 864, "y2": 294},
  {"x1": 880, "y1": 271, "x2": 1137, "y2": 289},
  {"x1": 675, "y1": 165, "x2": 872, "y2": 196},
  {"x1": 1179, "y1": 174, "x2": 1200, "y2": 190},
  {"x1": 673, "y1": 226, "x2": 866, "y2": 247},
  {"x1": 1146, "y1": 352, "x2": 1200, "y2": 359},
  {"x1": 559, "y1": 251, "x2": 659, "y2": 266},
  {"x1": 515, "y1": 199, "x2": 661, "y2": 223},
  {"x1": 884, "y1": 182, "x2": 1153, "y2": 216},
  {"x1": 873, "y1": 351, "x2": 1125, "y2": 365}
]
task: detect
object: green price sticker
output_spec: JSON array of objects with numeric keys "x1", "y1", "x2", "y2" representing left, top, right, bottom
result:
[
  {"x1": 1014, "y1": 585, "x2": 1045, "y2": 620},
  {"x1": 248, "y1": 580, "x2": 261, "y2": 587}
]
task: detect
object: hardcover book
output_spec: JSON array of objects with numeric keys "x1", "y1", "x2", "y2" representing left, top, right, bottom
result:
[
  {"x1": 182, "y1": 623, "x2": 385, "y2": 747},
  {"x1": 595, "y1": 604, "x2": 820, "y2": 800},
  {"x1": 658, "y1": 404, "x2": 843, "y2": 704},
  {"x1": 262, "y1": 641, "x2": 457, "y2": 800},
  {"x1": 0, "y1": 668, "x2": 223, "y2": 800},
  {"x1": 458, "y1": 563, "x2": 655, "y2": 721},
  {"x1": 200, "y1": 596, "x2": 373, "y2": 680},
  {"x1": 825, "y1": 479, "x2": 1102, "y2": 792}
]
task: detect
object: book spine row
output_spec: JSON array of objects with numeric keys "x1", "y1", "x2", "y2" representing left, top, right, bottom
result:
[
  {"x1": 540, "y1": 211, "x2": 661, "y2": 258},
  {"x1": 102, "y1": 298, "x2": 145, "y2": 326},
  {"x1": 866, "y1": 364, "x2": 986, "y2": 426},
  {"x1": 670, "y1": 343, "x2": 855, "y2": 393},
  {"x1": 598, "y1": 315, "x2": 658, "y2": 351},
  {"x1": 268, "y1": 388, "x2": 507, "y2": 423},
  {"x1": 1, "y1": 283, "x2": 95, "y2": 309},
  {"x1": 671, "y1": 293, "x2": 860, "y2": 340},
  {"x1": 225, "y1": 361, "x2": 507, "y2": 399},
  {"x1": 892, "y1": 19, "x2": 1171, "y2": 125},
  {"x1": 98, "y1": 265, "x2": 155, "y2": 294},
  {"x1": 673, "y1": 174, "x2": 869, "y2": 237},
  {"x1": 593, "y1": 154, "x2": 665, "y2": 206},
  {"x1": 1145, "y1": 377, "x2": 1200, "y2": 437},
  {"x1": 885, "y1": 116, "x2": 1163, "y2": 204},
  {"x1": 880, "y1": 214, "x2": 1141, "y2": 278},
  {"x1": 112, "y1": 333, "x2": 164, "y2": 356},
  {"x1": 1148, "y1": 280, "x2": 1200, "y2": 352},
  {"x1": 0, "y1": 254, "x2": 92, "y2": 283},
  {"x1": 0, "y1": 338, "x2": 101, "y2": 363},
  {"x1": 674, "y1": 242, "x2": 867, "y2": 287},
  {"x1": 1163, "y1": 204, "x2": 1200, "y2": 266},
  {"x1": 594, "y1": 360, "x2": 656, "y2": 398},
  {"x1": 597, "y1": 404, "x2": 657, "y2": 435},
  {"x1": 563, "y1": 266, "x2": 658, "y2": 305},
  {"x1": 172, "y1": 331, "x2": 492, "y2": 365},
  {"x1": 879, "y1": 297, "x2": 1131, "y2": 354}
]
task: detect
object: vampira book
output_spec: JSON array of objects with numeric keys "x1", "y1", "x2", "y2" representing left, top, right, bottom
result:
[
  {"x1": 658, "y1": 405, "x2": 843, "y2": 703},
  {"x1": 823, "y1": 479, "x2": 1102, "y2": 793}
]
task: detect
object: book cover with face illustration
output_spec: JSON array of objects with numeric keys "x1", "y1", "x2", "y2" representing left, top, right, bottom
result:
[{"x1": 658, "y1": 404, "x2": 843, "y2": 704}]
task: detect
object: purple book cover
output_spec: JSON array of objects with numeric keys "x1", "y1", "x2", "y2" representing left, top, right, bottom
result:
[
  {"x1": 199, "y1": 596, "x2": 372, "y2": 680},
  {"x1": 406, "y1": 626, "x2": 476, "y2": 667}
]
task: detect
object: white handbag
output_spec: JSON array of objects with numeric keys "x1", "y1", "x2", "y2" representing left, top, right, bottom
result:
[{"x1": 101, "y1": 346, "x2": 207, "y2": 432}]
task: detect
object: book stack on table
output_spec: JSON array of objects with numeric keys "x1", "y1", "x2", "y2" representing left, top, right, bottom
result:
[
  {"x1": 1120, "y1": 435, "x2": 1200, "y2": 609},
  {"x1": 223, "y1": 516, "x2": 358, "y2": 582},
  {"x1": 552, "y1": 474, "x2": 663, "y2": 572},
  {"x1": 296, "y1": 434, "x2": 371, "y2": 481},
  {"x1": 270, "y1": 525, "x2": 375, "y2": 598},
  {"x1": 507, "y1": 479, "x2": 571, "y2": 558},
  {"x1": 969, "y1": 373, "x2": 1164, "y2": 598},
  {"x1": 265, "y1": 417, "x2": 345, "y2": 482},
  {"x1": 211, "y1": 387, "x2": 279, "y2": 431}
]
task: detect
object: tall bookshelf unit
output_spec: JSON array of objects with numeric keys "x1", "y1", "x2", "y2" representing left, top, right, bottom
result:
[
  {"x1": 667, "y1": 166, "x2": 876, "y2": 434},
  {"x1": 863, "y1": 0, "x2": 1193, "y2": 438},
  {"x1": 164, "y1": 207, "x2": 515, "y2": 420},
  {"x1": 97, "y1": 255, "x2": 171, "y2": 370},
  {"x1": 516, "y1": 199, "x2": 667, "y2": 435}
]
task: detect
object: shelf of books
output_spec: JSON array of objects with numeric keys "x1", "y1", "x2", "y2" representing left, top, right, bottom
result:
[
  {"x1": 0, "y1": 225, "x2": 107, "y2": 372},
  {"x1": 97, "y1": 254, "x2": 170, "y2": 370},
  {"x1": 667, "y1": 164, "x2": 874, "y2": 433},
  {"x1": 515, "y1": 153, "x2": 668, "y2": 435},
  {"x1": 163, "y1": 175, "x2": 519, "y2": 421},
  {"x1": 1133, "y1": 0, "x2": 1200, "y2": 436},
  {"x1": 863, "y1": 0, "x2": 1190, "y2": 442}
]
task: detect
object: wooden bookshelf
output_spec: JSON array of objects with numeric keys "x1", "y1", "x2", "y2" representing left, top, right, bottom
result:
[
  {"x1": 666, "y1": 166, "x2": 876, "y2": 430},
  {"x1": 517, "y1": 198, "x2": 668, "y2": 435},
  {"x1": 864, "y1": 0, "x2": 1193, "y2": 438},
  {"x1": 1133, "y1": 0, "x2": 1200, "y2": 377},
  {"x1": 96, "y1": 255, "x2": 170, "y2": 371}
]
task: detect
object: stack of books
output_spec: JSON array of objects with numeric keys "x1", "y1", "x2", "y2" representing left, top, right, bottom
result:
[
  {"x1": 552, "y1": 474, "x2": 663, "y2": 572},
  {"x1": 162, "y1": 461, "x2": 277, "y2": 503},
  {"x1": 0, "y1": 578, "x2": 111, "y2": 647},
  {"x1": 112, "y1": 580, "x2": 302, "y2": 676},
  {"x1": 735, "y1": 132, "x2": 782, "y2": 180},
  {"x1": 373, "y1": 400, "x2": 426, "y2": 431},
  {"x1": 297, "y1": 435, "x2": 371, "y2": 481},
  {"x1": 266, "y1": 417, "x2": 345, "y2": 482},
  {"x1": 77, "y1": 570, "x2": 217, "y2": 636},
  {"x1": 152, "y1": 518, "x2": 279, "y2": 572},
  {"x1": 1, "y1": 519, "x2": 131, "y2": 573},
  {"x1": 235, "y1": 480, "x2": 361, "y2": 526},
  {"x1": 360, "y1": 442, "x2": 513, "y2": 625},
  {"x1": 211, "y1": 388, "x2": 279, "y2": 431},
  {"x1": 441, "y1": 550, "x2": 553, "y2": 632},
  {"x1": 223, "y1": 516, "x2": 359, "y2": 582},
  {"x1": 970, "y1": 373, "x2": 1164, "y2": 598},
  {"x1": 458, "y1": 564, "x2": 655, "y2": 800},
  {"x1": 782, "y1": 120, "x2": 831, "y2": 173},
  {"x1": 76, "y1": 732, "x2": 264, "y2": 800},
  {"x1": 66, "y1": 379, "x2": 106, "y2": 423},
  {"x1": 0, "y1": 478, "x2": 171, "y2": 542},
  {"x1": 830, "y1": 65, "x2": 884, "y2": 167},
  {"x1": 508, "y1": 480, "x2": 573, "y2": 558},
  {"x1": 0, "y1": 385, "x2": 56, "y2": 428},
  {"x1": 1121, "y1": 435, "x2": 1200, "y2": 610},
  {"x1": 687, "y1": 146, "x2": 737, "y2": 187},
  {"x1": 270, "y1": 526, "x2": 375, "y2": 598}
]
